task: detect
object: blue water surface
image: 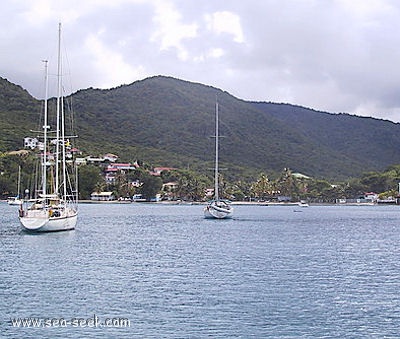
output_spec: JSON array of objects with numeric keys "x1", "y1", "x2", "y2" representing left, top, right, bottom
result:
[{"x1": 1, "y1": 202, "x2": 400, "y2": 338}]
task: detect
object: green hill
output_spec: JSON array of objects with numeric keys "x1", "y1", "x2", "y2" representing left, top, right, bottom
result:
[
  {"x1": 0, "y1": 77, "x2": 40, "y2": 150},
  {"x1": 2, "y1": 75, "x2": 400, "y2": 180}
]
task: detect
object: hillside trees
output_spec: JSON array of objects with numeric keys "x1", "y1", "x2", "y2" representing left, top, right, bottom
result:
[
  {"x1": 2, "y1": 151, "x2": 400, "y2": 202},
  {"x1": 250, "y1": 173, "x2": 272, "y2": 200},
  {"x1": 78, "y1": 165, "x2": 103, "y2": 199},
  {"x1": 162, "y1": 169, "x2": 211, "y2": 201},
  {"x1": 0, "y1": 152, "x2": 36, "y2": 199},
  {"x1": 135, "y1": 169, "x2": 163, "y2": 200},
  {"x1": 5, "y1": 76, "x2": 400, "y2": 179}
]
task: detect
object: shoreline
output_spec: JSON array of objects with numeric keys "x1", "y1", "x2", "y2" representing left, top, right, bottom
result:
[
  {"x1": 2, "y1": 200, "x2": 396, "y2": 206},
  {"x1": 76, "y1": 200, "x2": 390, "y2": 206}
]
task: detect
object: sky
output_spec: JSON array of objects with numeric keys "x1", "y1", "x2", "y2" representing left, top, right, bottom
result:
[{"x1": 2, "y1": 0, "x2": 400, "y2": 122}]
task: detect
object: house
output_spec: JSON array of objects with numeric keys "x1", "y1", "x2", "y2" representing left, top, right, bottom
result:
[
  {"x1": 24, "y1": 137, "x2": 39, "y2": 149},
  {"x1": 110, "y1": 163, "x2": 137, "y2": 171},
  {"x1": 104, "y1": 163, "x2": 138, "y2": 184},
  {"x1": 150, "y1": 167, "x2": 176, "y2": 176},
  {"x1": 90, "y1": 191, "x2": 115, "y2": 201},
  {"x1": 364, "y1": 192, "x2": 378, "y2": 202},
  {"x1": 75, "y1": 157, "x2": 87, "y2": 165},
  {"x1": 86, "y1": 156, "x2": 106, "y2": 164},
  {"x1": 70, "y1": 147, "x2": 82, "y2": 155},
  {"x1": 103, "y1": 153, "x2": 118, "y2": 162}
]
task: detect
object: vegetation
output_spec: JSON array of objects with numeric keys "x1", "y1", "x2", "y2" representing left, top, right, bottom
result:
[
  {"x1": 2, "y1": 150, "x2": 400, "y2": 203},
  {"x1": 2, "y1": 75, "x2": 400, "y2": 202}
]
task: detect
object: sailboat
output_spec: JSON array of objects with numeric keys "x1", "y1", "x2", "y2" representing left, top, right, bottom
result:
[
  {"x1": 7, "y1": 166, "x2": 22, "y2": 206},
  {"x1": 19, "y1": 23, "x2": 78, "y2": 232},
  {"x1": 204, "y1": 100, "x2": 233, "y2": 219}
]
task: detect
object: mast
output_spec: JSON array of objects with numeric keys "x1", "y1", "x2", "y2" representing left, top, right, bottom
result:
[
  {"x1": 214, "y1": 100, "x2": 219, "y2": 201},
  {"x1": 42, "y1": 60, "x2": 49, "y2": 197},
  {"x1": 55, "y1": 22, "x2": 62, "y2": 196},
  {"x1": 17, "y1": 165, "x2": 21, "y2": 198},
  {"x1": 61, "y1": 82, "x2": 67, "y2": 200}
]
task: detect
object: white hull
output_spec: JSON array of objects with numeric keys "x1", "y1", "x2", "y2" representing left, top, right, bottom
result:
[
  {"x1": 8, "y1": 198, "x2": 23, "y2": 206},
  {"x1": 19, "y1": 207, "x2": 77, "y2": 232},
  {"x1": 298, "y1": 203, "x2": 309, "y2": 207},
  {"x1": 204, "y1": 201, "x2": 233, "y2": 219},
  {"x1": 298, "y1": 201, "x2": 309, "y2": 207}
]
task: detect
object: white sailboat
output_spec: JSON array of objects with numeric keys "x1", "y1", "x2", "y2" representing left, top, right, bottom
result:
[
  {"x1": 7, "y1": 166, "x2": 22, "y2": 206},
  {"x1": 204, "y1": 100, "x2": 233, "y2": 219},
  {"x1": 7, "y1": 197, "x2": 23, "y2": 206},
  {"x1": 19, "y1": 23, "x2": 78, "y2": 232}
]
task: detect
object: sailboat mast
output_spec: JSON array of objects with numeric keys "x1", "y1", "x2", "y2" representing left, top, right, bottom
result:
[
  {"x1": 17, "y1": 165, "x2": 21, "y2": 198},
  {"x1": 55, "y1": 22, "x2": 62, "y2": 196},
  {"x1": 61, "y1": 87, "x2": 67, "y2": 200},
  {"x1": 214, "y1": 100, "x2": 219, "y2": 201},
  {"x1": 42, "y1": 60, "x2": 49, "y2": 197}
]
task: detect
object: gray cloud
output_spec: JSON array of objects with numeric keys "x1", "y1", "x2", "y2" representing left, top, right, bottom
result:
[{"x1": 2, "y1": 0, "x2": 400, "y2": 121}]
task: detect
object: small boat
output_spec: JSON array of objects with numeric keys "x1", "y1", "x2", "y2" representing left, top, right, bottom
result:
[
  {"x1": 204, "y1": 99, "x2": 233, "y2": 219},
  {"x1": 8, "y1": 196, "x2": 22, "y2": 206},
  {"x1": 19, "y1": 23, "x2": 78, "y2": 232},
  {"x1": 8, "y1": 166, "x2": 22, "y2": 205},
  {"x1": 298, "y1": 200, "x2": 309, "y2": 207}
]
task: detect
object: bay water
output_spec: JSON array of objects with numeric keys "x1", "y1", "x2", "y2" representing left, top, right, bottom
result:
[{"x1": 1, "y1": 202, "x2": 400, "y2": 338}]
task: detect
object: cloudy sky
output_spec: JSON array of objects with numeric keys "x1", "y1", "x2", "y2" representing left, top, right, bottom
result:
[{"x1": 2, "y1": 0, "x2": 400, "y2": 122}]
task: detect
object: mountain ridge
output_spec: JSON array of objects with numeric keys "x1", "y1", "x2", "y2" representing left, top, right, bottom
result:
[{"x1": 1, "y1": 75, "x2": 400, "y2": 180}]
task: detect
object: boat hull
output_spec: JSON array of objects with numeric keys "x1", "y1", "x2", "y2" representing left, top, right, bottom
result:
[
  {"x1": 204, "y1": 201, "x2": 233, "y2": 219},
  {"x1": 19, "y1": 208, "x2": 77, "y2": 232},
  {"x1": 8, "y1": 199, "x2": 23, "y2": 206}
]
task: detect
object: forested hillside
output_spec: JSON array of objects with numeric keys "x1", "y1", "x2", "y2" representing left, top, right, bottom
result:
[
  {"x1": 2, "y1": 75, "x2": 400, "y2": 180},
  {"x1": 0, "y1": 77, "x2": 40, "y2": 150}
]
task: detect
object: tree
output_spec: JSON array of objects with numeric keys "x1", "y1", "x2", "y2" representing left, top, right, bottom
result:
[
  {"x1": 275, "y1": 168, "x2": 297, "y2": 198},
  {"x1": 225, "y1": 181, "x2": 245, "y2": 201},
  {"x1": 138, "y1": 172, "x2": 163, "y2": 200},
  {"x1": 307, "y1": 179, "x2": 337, "y2": 202},
  {"x1": 0, "y1": 174, "x2": 12, "y2": 199},
  {"x1": 360, "y1": 171, "x2": 389, "y2": 193},
  {"x1": 342, "y1": 179, "x2": 365, "y2": 199},
  {"x1": 174, "y1": 169, "x2": 210, "y2": 201},
  {"x1": 251, "y1": 173, "x2": 271, "y2": 200},
  {"x1": 78, "y1": 165, "x2": 103, "y2": 199},
  {"x1": 113, "y1": 170, "x2": 135, "y2": 198}
]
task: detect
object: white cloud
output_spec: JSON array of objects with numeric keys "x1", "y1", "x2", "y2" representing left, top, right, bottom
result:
[
  {"x1": 336, "y1": 0, "x2": 393, "y2": 19},
  {"x1": 17, "y1": 0, "x2": 148, "y2": 27},
  {"x1": 18, "y1": 0, "x2": 53, "y2": 25},
  {"x1": 150, "y1": 0, "x2": 198, "y2": 61},
  {"x1": 208, "y1": 48, "x2": 225, "y2": 58},
  {"x1": 84, "y1": 32, "x2": 146, "y2": 88},
  {"x1": 205, "y1": 11, "x2": 244, "y2": 43}
]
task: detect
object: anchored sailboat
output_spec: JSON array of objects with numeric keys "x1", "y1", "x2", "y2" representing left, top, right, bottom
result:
[
  {"x1": 7, "y1": 166, "x2": 22, "y2": 206},
  {"x1": 19, "y1": 24, "x2": 78, "y2": 232},
  {"x1": 204, "y1": 100, "x2": 233, "y2": 219}
]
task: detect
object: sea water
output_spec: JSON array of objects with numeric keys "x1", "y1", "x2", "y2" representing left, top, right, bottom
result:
[{"x1": 1, "y1": 202, "x2": 400, "y2": 338}]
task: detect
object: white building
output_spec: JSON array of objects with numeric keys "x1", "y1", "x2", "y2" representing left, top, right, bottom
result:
[
  {"x1": 90, "y1": 191, "x2": 115, "y2": 201},
  {"x1": 24, "y1": 137, "x2": 38, "y2": 149}
]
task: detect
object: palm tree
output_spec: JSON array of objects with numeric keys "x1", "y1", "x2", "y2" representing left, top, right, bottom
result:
[
  {"x1": 251, "y1": 173, "x2": 271, "y2": 200},
  {"x1": 276, "y1": 168, "x2": 295, "y2": 197}
]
